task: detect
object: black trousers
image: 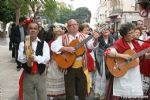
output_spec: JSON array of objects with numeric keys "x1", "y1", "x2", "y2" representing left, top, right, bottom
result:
[
  {"x1": 9, "y1": 40, "x2": 13, "y2": 50},
  {"x1": 12, "y1": 44, "x2": 15, "y2": 58},
  {"x1": 14, "y1": 43, "x2": 21, "y2": 67},
  {"x1": 65, "y1": 67, "x2": 87, "y2": 100}
]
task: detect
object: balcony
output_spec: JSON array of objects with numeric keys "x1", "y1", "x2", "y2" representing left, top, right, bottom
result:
[{"x1": 109, "y1": 6, "x2": 123, "y2": 16}]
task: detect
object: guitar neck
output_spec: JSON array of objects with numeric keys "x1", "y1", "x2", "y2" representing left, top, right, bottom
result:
[
  {"x1": 74, "y1": 35, "x2": 93, "y2": 50},
  {"x1": 74, "y1": 25, "x2": 107, "y2": 50},
  {"x1": 132, "y1": 47, "x2": 150, "y2": 59}
]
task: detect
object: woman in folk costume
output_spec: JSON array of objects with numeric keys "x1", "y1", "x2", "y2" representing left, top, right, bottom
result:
[
  {"x1": 51, "y1": 19, "x2": 99, "y2": 100},
  {"x1": 46, "y1": 26, "x2": 65, "y2": 99},
  {"x1": 94, "y1": 27, "x2": 114, "y2": 99},
  {"x1": 140, "y1": 38, "x2": 150, "y2": 99},
  {"x1": 133, "y1": 27, "x2": 150, "y2": 99},
  {"x1": 79, "y1": 22, "x2": 95, "y2": 95},
  {"x1": 105, "y1": 23, "x2": 145, "y2": 100}
]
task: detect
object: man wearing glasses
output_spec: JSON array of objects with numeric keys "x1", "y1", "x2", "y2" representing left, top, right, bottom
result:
[{"x1": 51, "y1": 19, "x2": 99, "y2": 100}]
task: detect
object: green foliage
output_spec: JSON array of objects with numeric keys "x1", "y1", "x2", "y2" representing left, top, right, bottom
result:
[
  {"x1": 43, "y1": 0, "x2": 58, "y2": 22},
  {"x1": 20, "y1": 2, "x2": 30, "y2": 15},
  {"x1": 70, "y1": 7, "x2": 91, "y2": 24},
  {"x1": 55, "y1": 6, "x2": 91, "y2": 25},
  {"x1": 7, "y1": 0, "x2": 30, "y2": 18},
  {"x1": 55, "y1": 3, "x2": 72, "y2": 24},
  {"x1": 0, "y1": 0, "x2": 16, "y2": 23}
]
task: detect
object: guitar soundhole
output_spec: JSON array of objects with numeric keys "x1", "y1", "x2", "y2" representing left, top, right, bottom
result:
[
  {"x1": 114, "y1": 66, "x2": 121, "y2": 71},
  {"x1": 62, "y1": 54, "x2": 67, "y2": 61},
  {"x1": 125, "y1": 58, "x2": 132, "y2": 63}
]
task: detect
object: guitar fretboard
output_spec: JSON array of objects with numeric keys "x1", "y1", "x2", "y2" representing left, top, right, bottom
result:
[
  {"x1": 132, "y1": 47, "x2": 150, "y2": 59},
  {"x1": 74, "y1": 25, "x2": 107, "y2": 50},
  {"x1": 74, "y1": 35, "x2": 93, "y2": 50}
]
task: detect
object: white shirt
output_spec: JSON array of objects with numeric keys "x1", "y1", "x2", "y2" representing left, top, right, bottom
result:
[
  {"x1": 51, "y1": 32, "x2": 97, "y2": 54},
  {"x1": 18, "y1": 38, "x2": 50, "y2": 64},
  {"x1": 139, "y1": 32, "x2": 148, "y2": 45}
]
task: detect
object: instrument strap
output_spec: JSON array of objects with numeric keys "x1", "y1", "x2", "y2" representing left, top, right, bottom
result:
[{"x1": 136, "y1": 38, "x2": 150, "y2": 43}]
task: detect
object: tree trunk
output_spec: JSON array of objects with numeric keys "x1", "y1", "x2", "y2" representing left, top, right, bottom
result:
[
  {"x1": 0, "y1": 22, "x2": 7, "y2": 37},
  {"x1": 16, "y1": 7, "x2": 21, "y2": 25}
]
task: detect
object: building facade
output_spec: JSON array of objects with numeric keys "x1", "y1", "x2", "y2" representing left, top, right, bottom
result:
[{"x1": 96, "y1": 0, "x2": 145, "y2": 32}]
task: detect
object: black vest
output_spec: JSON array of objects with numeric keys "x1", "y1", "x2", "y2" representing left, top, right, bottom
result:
[{"x1": 22, "y1": 40, "x2": 46, "y2": 75}]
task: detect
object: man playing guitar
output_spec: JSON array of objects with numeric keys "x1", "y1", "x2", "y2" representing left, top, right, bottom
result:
[{"x1": 51, "y1": 19, "x2": 99, "y2": 100}]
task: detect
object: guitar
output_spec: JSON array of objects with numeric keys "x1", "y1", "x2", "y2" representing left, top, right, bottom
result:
[
  {"x1": 53, "y1": 25, "x2": 107, "y2": 69},
  {"x1": 106, "y1": 47, "x2": 150, "y2": 77}
]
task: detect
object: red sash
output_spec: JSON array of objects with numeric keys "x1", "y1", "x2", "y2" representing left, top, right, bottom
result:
[
  {"x1": 87, "y1": 49, "x2": 95, "y2": 72},
  {"x1": 31, "y1": 62, "x2": 38, "y2": 74}
]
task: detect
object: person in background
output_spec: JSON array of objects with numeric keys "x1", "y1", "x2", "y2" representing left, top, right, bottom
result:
[
  {"x1": 9, "y1": 23, "x2": 16, "y2": 58},
  {"x1": 135, "y1": 21, "x2": 150, "y2": 99},
  {"x1": 133, "y1": 27, "x2": 142, "y2": 39},
  {"x1": 79, "y1": 22, "x2": 90, "y2": 35},
  {"x1": 13, "y1": 17, "x2": 27, "y2": 71},
  {"x1": 45, "y1": 25, "x2": 55, "y2": 43},
  {"x1": 137, "y1": 20, "x2": 144, "y2": 30},
  {"x1": 46, "y1": 26, "x2": 65, "y2": 100},
  {"x1": 51, "y1": 19, "x2": 99, "y2": 100},
  {"x1": 105, "y1": 22, "x2": 144, "y2": 100},
  {"x1": 140, "y1": 38, "x2": 150, "y2": 99},
  {"x1": 94, "y1": 27, "x2": 114, "y2": 100},
  {"x1": 18, "y1": 22, "x2": 50, "y2": 100},
  {"x1": 136, "y1": 20, "x2": 148, "y2": 45},
  {"x1": 79, "y1": 22, "x2": 95, "y2": 95},
  {"x1": 8, "y1": 22, "x2": 14, "y2": 51},
  {"x1": 37, "y1": 21, "x2": 47, "y2": 41},
  {"x1": 60, "y1": 25, "x2": 68, "y2": 34},
  {"x1": 113, "y1": 29, "x2": 121, "y2": 41}
]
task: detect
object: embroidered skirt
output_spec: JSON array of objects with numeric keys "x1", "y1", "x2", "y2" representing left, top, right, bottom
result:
[
  {"x1": 104, "y1": 76, "x2": 144, "y2": 100},
  {"x1": 46, "y1": 60, "x2": 65, "y2": 97}
]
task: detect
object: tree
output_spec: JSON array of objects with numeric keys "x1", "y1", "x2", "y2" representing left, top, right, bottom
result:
[
  {"x1": 70, "y1": 7, "x2": 91, "y2": 24},
  {"x1": 8, "y1": 0, "x2": 29, "y2": 25},
  {"x1": 27, "y1": 0, "x2": 43, "y2": 21},
  {"x1": 0, "y1": 0, "x2": 16, "y2": 22},
  {"x1": 43, "y1": 0, "x2": 58, "y2": 23},
  {"x1": 55, "y1": 3, "x2": 72, "y2": 24},
  {"x1": 0, "y1": 0, "x2": 15, "y2": 34}
]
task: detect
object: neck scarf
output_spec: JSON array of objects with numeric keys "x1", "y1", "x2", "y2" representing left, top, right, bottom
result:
[{"x1": 113, "y1": 37, "x2": 141, "y2": 53}]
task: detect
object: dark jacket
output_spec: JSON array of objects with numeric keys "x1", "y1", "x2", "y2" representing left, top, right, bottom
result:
[{"x1": 13, "y1": 25, "x2": 27, "y2": 44}]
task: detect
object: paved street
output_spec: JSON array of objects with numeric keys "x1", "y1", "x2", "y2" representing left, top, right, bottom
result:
[{"x1": 0, "y1": 37, "x2": 22, "y2": 100}]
